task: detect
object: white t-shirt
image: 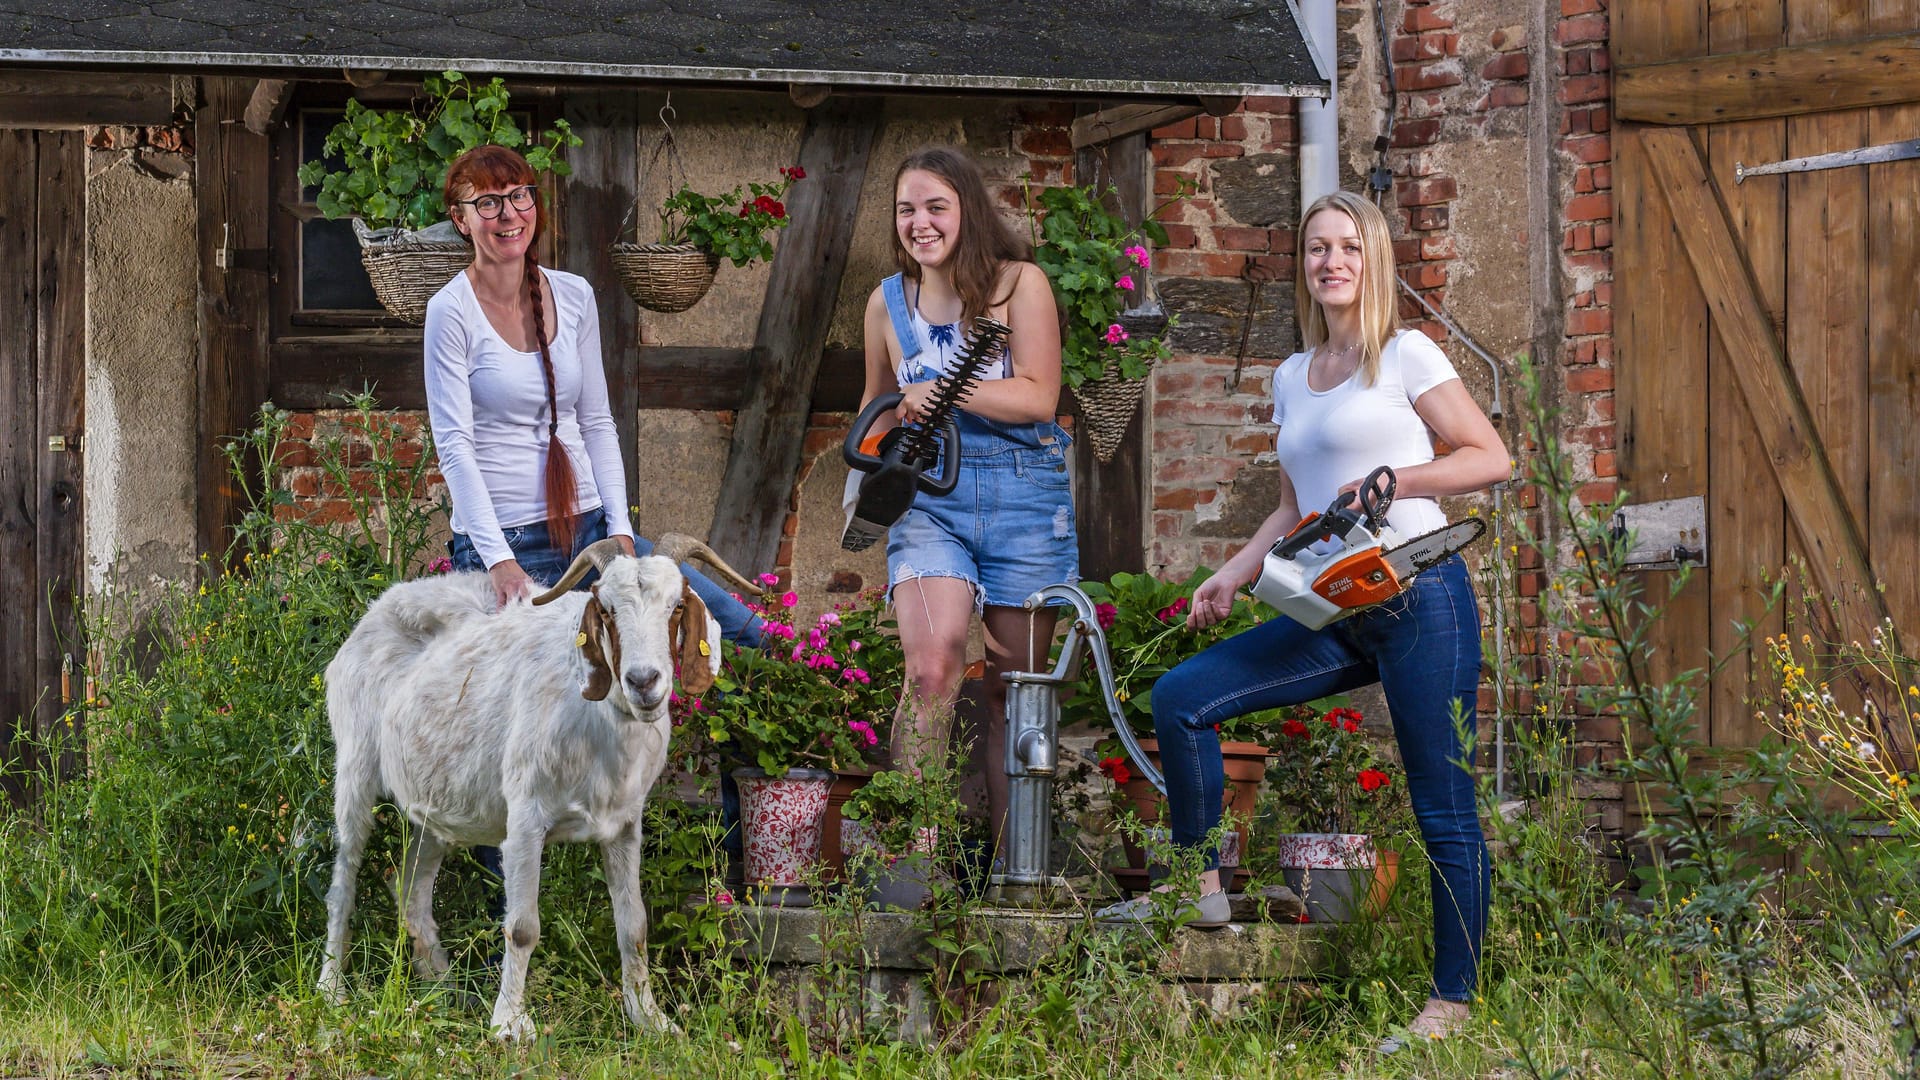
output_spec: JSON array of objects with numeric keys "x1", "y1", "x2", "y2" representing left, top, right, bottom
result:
[
  {"x1": 1270, "y1": 328, "x2": 1460, "y2": 538},
  {"x1": 423, "y1": 268, "x2": 634, "y2": 569}
]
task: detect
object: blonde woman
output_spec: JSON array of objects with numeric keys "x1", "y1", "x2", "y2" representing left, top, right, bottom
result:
[{"x1": 1097, "y1": 191, "x2": 1507, "y2": 1040}]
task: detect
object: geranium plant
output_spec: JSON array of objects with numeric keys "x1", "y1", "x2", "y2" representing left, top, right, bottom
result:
[
  {"x1": 657, "y1": 166, "x2": 804, "y2": 267},
  {"x1": 1064, "y1": 567, "x2": 1281, "y2": 750},
  {"x1": 297, "y1": 70, "x2": 580, "y2": 233},
  {"x1": 840, "y1": 766, "x2": 962, "y2": 858},
  {"x1": 693, "y1": 586, "x2": 901, "y2": 776},
  {"x1": 1028, "y1": 180, "x2": 1190, "y2": 388},
  {"x1": 1265, "y1": 704, "x2": 1403, "y2": 835}
]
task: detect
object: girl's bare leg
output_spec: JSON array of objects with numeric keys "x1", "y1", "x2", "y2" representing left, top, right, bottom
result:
[{"x1": 890, "y1": 577, "x2": 976, "y2": 774}]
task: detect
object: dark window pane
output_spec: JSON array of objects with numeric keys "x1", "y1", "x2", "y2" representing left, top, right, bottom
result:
[
  {"x1": 302, "y1": 217, "x2": 381, "y2": 310},
  {"x1": 301, "y1": 109, "x2": 344, "y2": 200}
]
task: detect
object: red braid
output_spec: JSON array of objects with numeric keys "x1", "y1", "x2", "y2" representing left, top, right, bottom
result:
[{"x1": 527, "y1": 250, "x2": 579, "y2": 556}]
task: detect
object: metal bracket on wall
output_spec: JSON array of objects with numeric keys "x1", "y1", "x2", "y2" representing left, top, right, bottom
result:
[{"x1": 1611, "y1": 495, "x2": 1707, "y2": 570}]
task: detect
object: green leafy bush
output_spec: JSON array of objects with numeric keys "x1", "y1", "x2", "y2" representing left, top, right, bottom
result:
[
  {"x1": 1028, "y1": 181, "x2": 1185, "y2": 388},
  {"x1": 296, "y1": 70, "x2": 580, "y2": 233}
]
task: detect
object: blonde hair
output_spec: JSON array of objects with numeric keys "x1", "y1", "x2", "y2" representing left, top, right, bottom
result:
[{"x1": 1293, "y1": 190, "x2": 1399, "y2": 386}]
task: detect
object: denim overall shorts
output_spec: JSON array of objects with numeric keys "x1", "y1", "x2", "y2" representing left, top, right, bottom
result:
[{"x1": 879, "y1": 273, "x2": 1079, "y2": 610}]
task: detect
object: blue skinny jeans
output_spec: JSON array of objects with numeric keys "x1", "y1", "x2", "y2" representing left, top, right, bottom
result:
[{"x1": 1151, "y1": 555, "x2": 1489, "y2": 1002}]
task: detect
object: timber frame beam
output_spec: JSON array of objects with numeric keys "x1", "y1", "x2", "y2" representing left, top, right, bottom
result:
[
  {"x1": 0, "y1": 69, "x2": 176, "y2": 128},
  {"x1": 1617, "y1": 29, "x2": 1920, "y2": 125},
  {"x1": 1634, "y1": 125, "x2": 1895, "y2": 657},
  {"x1": 707, "y1": 97, "x2": 884, "y2": 572}
]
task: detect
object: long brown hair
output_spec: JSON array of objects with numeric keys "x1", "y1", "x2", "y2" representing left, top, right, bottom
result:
[
  {"x1": 443, "y1": 145, "x2": 581, "y2": 556},
  {"x1": 892, "y1": 145, "x2": 1031, "y2": 324}
]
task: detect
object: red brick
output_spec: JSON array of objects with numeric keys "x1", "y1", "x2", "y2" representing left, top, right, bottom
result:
[
  {"x1": 1154, "y1": 169, "x2": 1190, "y2": 196},
  {"x1": 1558, "y1": 13, "x2": 1608, "y2": 45},
  {"x1": 1017, "y1": 127, "x2": 1073, "y2": 158},
  {"x1": 1565, "y1": 48, "x2": 1590, "y2": 75},
  {"x1": 1489, "y1": 84, "x2": 1530, "y2": 109},
  {"x1": 1482, "y1": 52, "x2": 1529, "y2": 80},
  {"x1": 1240, "y1": 95, "x2": 1295, "y2": 114},
  {"x1": 1577, "y1": 480, "x2": 1618, "y2": 506},
  {"x1": 1159, "y1": 222, "x2": 1199, "y2": 248},
  {"x1": 1216, "y1": 225, "x2": 1272, "y2": 252},
  {"x1": 1561, "y1": 0, "x2": 1603, "y2": 14},
  {"x1": 1588, "y1": 48, "x2": 1611, "y2": 73},
  {"x1": 1152, "y1": 142, "x2": 1245, "y2": 167},
  {"x1": 1403, "y1": 7, "x2": 1454, "y2": 32},
  {"x1": 1574, "y1": 168, "x2": 1596, "y2": 195},
  {"x1": 1153, "y1": 487, "x2": 1205, "y2": 511},
  {"x1": 1594, "y1": 282, "x2": 1612, "y2": 307},
  {"x1": 1566, "y1": 135, "x2": 1611, "y2": 163},
  {"x1": 1405, "y1": 262, "x2": 1449, "y2": 289},
  {"x1": 1565, "y1": 192, "x2": 1611, "y2": 221},
  {"x1": 1561, "y1": 74, "x2": 1610, "y2": 105},
  {"x1": 1394, "y1": 64, "x2": 1463, "y2": 92},
  {"x1": 1518, "y1": 571, "x2": 1546, "y2": 597},
  {"x1": 1396, "y1": 176, "x2": 1458, "y2": 206},
  {"x1": 285, "y1": 412, "x2": 316, "y2": 440},
  {"x1": 1566, "y1": 307, "x2": 1612, "y2": 335},
  {"x1": 1267, "y1": 228, "x2": 1296, "y2": 251},
  {"x1": 1248, "y1": 254, "x2": 1292, "y2": 280},
  {"x1": 1226, "y1": 432, "x2": 1274, "y2": 455},
  {"x1": 1591, "y1": 106, "x2": 1611, "y2": 132},
  {"x1": 1392, "y1": 32, "x2": 1457, "y2": 63},
  {"x1": 1420, "y1": 235, "x2": 1457, "y2": 260},
  {"x1": 1565, "y1": 366, "x2": 1613, "y2": 393},
  {"x1": 1592, "y1": 222, "x2": 1613, "y2": 248},
  {"x1": 1593, "y1": 450, "x2": 1617, "y2": 477},
  {"x1": 1220, "y1": 114, "x2": 1249, "y2": 141},
  {"x1": 1392, "y1": 117, "x2": 1442, "y2": 148},
  {"x1": 1592, "y1": 163, "x2": 1612, "y2": 188},
  {"x1": 1409, "y1": 205, "x2": 1449, "y2": 230},
  {"x1": 1394, "y1": 237, "x2": 1423, "y2": 263}
]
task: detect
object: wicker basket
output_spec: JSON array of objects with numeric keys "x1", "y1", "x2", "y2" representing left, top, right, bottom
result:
[
  {"x1": 609, "y1": 242, "x2": 720, "y2": 313},
  {"x1": 1073, "y1": 370, "x2": 1152, "y2": 464},
  {"x1": 353, "y1": 219, "x2": 469, "y2": 325}
]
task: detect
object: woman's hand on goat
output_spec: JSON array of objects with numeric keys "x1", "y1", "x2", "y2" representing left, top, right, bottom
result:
[
  {"x1": 489, "y1": 560, "x2": 535, "y2": 608},
  {"x1": 613, "y1": 534, "x2": 635, "y2": 558}
]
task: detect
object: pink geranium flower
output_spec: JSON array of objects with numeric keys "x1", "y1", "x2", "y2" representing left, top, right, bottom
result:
[
  {"x1": 1094, "y1": 602, "x2": 1118, "y2": 631},
  {"x1": 1125, "y1": 244, "x2": 1150, "y2": 268},
  {"x1": 1104, "y1": 324, "x2": 1130, "y2": 346},
  {"x1": 1115, "y1": 274, "x2": 1135, "y2": 291}
]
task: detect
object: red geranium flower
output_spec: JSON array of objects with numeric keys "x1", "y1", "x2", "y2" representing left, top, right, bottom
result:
[
  {"x1": 781, "y1": 165, "x2": 806, "y2": 180},
  {"x1": 1094, "y1": 602, "x2": 1118, "y2": 631},
  {"x1": 1098, "y1": 755, "x2": 1131, "y2": 786},
  {"x1": 1156, "y1": 596, "x2": 1189, "y2": 623},
  {"x1": 1281, "y1": 717, "x2": 1310, "y2": 739},
  {"x1": 1357, "y1": 768, "x2": 1391, "y2": 792}
]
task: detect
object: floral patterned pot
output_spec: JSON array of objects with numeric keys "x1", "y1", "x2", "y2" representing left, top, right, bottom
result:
[
  {"x1": 1276, "y1": 832, "x2": 1378, "y2": 923},
  {"x1": 734, "y1": 766, "x2": 835, "y2": 907}
]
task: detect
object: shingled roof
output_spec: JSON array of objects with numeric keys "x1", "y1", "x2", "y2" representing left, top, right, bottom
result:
[{"x1": 0, "y1": 1, "x2": 1328, "y2": 98}]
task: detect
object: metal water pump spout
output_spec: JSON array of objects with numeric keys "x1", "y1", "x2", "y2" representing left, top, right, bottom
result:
[{"x1": 989, "y1": 583, "x2": 1165, "y2": 906}]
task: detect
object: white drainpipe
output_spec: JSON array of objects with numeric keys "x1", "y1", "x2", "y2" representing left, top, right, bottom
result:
[{"x1": 1296, "y1": 0, "x2": 1340, "y2": 207}]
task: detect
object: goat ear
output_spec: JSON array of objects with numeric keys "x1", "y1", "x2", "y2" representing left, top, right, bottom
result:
[
  {"x1": 675, "y1": 583, "x2": 717, "y2": 698},
  {"x1": 577, "y1": 595, "x2": 614, "y2": 701}
]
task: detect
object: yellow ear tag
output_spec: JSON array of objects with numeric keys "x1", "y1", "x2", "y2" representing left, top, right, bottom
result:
[
  {"x1": 575, "y1": 632, "x2": 588, "y2": 647},
  {"x1": 698, "y1": 640, "x2": 711, "y2": 656}
]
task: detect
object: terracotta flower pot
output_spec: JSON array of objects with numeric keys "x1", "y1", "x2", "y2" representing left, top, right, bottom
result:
[
  {"x1": 1276, "y1": 832, "x2": 1378, "y2": 923},
  {"x1": 1113, "y1": 739, "x2": 1268, "y2": 889},
  {"x1": 818, "y1": 768, "x2": 873, "y2": 885},
  {"x1": 733, "y1": 766, "x2": 835, "y2": 907}
]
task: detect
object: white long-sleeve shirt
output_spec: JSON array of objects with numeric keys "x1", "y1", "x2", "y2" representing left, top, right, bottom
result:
[{"x1": 423, "y1": 268, "x2": 634, "y2": 569}]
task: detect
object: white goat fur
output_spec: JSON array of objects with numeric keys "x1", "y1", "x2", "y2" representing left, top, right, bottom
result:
[{"x1": 316, "y1": 554, "x2": 719, "y2": 1039}]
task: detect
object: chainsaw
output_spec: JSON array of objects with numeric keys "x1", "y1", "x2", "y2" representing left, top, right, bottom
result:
[
  {"x1": 840, "y1": 316, "x2": 1013, "y2": 552},
  {"x1": 1249, "y1": 465, "x2": 1485, "y2": 629}
]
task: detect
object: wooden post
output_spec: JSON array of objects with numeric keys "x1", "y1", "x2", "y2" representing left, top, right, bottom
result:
[
  {"x1": 708, "y1": 98, "x2": 883, "y2": 573},
  {"x1": 1072, "y1": 131, "x2": 1150, "y2": 580},
  {"x1": 562, "y1": 91, "x2": 641, "y2": 508},
  {"x1": 36, "y1": 131, "x2": 86, "y2": 782},
  {"x1": 195, "y1": 78, "x2": 272, "y2": 562}
]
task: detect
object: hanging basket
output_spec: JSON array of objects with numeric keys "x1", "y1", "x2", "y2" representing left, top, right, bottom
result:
[
  {"x1": 1074, "y1": 368, "x2": 1153, "y2": 464},
  {"x1": 609, "y1": 242, "x2": 720, "y2": 314},
  {"x1": 352, "y1": 219, "x2": 469, "y2": 325}
]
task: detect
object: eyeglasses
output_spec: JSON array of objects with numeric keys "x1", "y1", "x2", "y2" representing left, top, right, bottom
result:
[{"x1": 455, "y1": 184, "x2": 537, "y2": 220}]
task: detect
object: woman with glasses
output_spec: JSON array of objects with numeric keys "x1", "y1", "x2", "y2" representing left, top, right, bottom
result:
[{"x1": 424, "y1": 144, "x2": 767, "y2": 926}]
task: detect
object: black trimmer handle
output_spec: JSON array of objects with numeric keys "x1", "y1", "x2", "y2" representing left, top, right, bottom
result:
[{"x1": 842, "y1": 392, "x2": 962, "y2": 496}]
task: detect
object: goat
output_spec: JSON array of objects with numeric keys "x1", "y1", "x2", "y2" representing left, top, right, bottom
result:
[{"x1": 315, "y1": 533, "x2": 754, "y2": 1039}]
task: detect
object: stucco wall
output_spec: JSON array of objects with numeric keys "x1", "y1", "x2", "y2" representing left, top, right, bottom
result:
[{"x1": 84, "y1": 152, "x2": 199, "y2": 598}]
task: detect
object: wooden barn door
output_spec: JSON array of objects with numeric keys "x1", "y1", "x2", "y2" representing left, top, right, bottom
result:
[
  {"x1": 1614, "y1": 1, "x2": 1920, "y2": 753},
  {"x1": 0, "y1": 128, "x2": 86, "y2": 807}
]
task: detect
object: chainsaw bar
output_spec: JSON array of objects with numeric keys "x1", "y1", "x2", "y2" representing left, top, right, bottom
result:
[{"x1": 1382, "y1": 518, "x2": 1486, "y2": 581}]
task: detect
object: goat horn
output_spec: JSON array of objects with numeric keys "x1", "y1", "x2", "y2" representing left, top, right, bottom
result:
[
  {"x1": 530, "y1": 538, "x2": 628, "y2": 606},
  {"x1": 650, "y1": 532, "x2": 762, "y2": 596}
]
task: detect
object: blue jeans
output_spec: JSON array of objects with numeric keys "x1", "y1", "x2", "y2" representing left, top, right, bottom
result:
[
  {"x1": 1151, "y1": 556, "x2": 1488, "y2": 1002},
  {"x1": 449, "y1": 508, "x2": 768, "y2": 896}
]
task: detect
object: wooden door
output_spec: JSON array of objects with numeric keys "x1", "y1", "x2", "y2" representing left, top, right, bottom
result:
[
  {"x1": 1, "y1": 128, "x2": 86, "y2": 806},
  {"x1": 1614, "y1": 0, "x2": 1920, "y2": 751}
]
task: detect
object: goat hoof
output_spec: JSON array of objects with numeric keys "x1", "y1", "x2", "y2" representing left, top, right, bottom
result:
[
  {"x1": 316, "y1": 964, "x2": 347, "y2": 1005},
  {"x1": 491, "y1": 1011, "x2": 535, "y2": 1042}
]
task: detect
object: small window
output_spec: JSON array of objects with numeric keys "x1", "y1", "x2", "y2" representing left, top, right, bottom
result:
[{"x1": 294, "y1": 107, "x2": 385, "y2": 316}]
